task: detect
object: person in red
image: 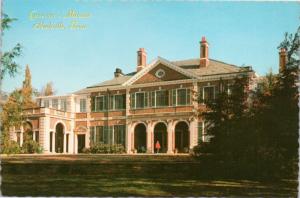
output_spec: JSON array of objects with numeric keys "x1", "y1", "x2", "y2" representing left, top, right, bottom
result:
[{"x1": 155, "y1": 140, "x2": 161, "y2": 153}]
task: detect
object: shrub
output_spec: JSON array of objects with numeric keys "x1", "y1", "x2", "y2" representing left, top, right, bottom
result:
[
  {"x1": 82, "y1": 147, "x2": 91, "y2": 154},
  {"x1": 0, "y1": 140, "x2": 22, "y2": 154},
  {"x1": 90, "y1": 143, "x2": 125, "y2": 154},
  {"x1": 192, "y1": 141, "x2": 210, "y2": 156},
  {"x1": 22, "y1": 140, "x2": 42, "y2": 154}
]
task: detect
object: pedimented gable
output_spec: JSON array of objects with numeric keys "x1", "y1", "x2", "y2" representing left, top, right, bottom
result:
[{"x1": 133, "y1": 63, "x2": 190, "y2": 85}]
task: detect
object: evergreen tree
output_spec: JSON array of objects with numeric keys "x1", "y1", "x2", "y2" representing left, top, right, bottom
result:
[{"x1": 21, "y1": 65, "x2": 35, "y2": 108}]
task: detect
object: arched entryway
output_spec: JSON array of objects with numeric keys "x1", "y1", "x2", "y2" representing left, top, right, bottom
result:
[
  {"x1": 175, "y1": 121, "x2": 190, "y2": 153},
  {"x1": 154, "y1": 122, "x2": 167, "y2": 153},
  {"x1": 55, "y1": 123, "x2": 64, "y2": 153},
  {"x1": 134, "y1": 123, "x2": 147, "y2": 153}
]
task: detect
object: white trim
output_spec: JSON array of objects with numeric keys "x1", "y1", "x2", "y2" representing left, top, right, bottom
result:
[
  {"x1": 122, "y1": 57, "x2": 198, "y2": 86},
  {"x1": 202, "y1": 85, "x2": 216, "y2": 101}
]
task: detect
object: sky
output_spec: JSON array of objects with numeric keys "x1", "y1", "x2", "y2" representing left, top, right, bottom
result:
[{"x1": 3, "y1": 0, "x2": 300, "y2": 95}]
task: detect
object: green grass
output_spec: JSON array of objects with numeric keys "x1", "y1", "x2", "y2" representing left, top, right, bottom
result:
[{"x1": 1, "y1": 154, "x2": 298, "y2": 197}]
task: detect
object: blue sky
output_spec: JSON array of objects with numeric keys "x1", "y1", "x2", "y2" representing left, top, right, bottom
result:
[{"x1": 3, "y1": 0, "x2": 299, "y2": 95}]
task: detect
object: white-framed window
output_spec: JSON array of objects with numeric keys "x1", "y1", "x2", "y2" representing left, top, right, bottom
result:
[
  {"x1": 114, "y1": 94, "x2": 126, "y2": 110},
  {"x1": 155, "y1": 90, "x2": 169, "y2": 107},
  {"x1": 203, "y1": 86, "x2": 215, "y2": 103},
  {"x1": 176, "y1": 88, "x2": 191, "y2": 106},
  {"x1": 95, "y1": 96, "x2": 107, "y2": 111},
  {"x1": 60, "y1": 99, "x2": 67, "y2": 111},
  {"x1": 52, "y1": 99, "x2": 58, "y2": 109},
  {"x1": 80, "y1": 99, "x2": 86, "y2": 112},
  {"x1": 44, "y1": 99, "x2": 49, "y2": 108},
  {"x1": 131, "y1": 92, "x2": 147, "y2": 109}
]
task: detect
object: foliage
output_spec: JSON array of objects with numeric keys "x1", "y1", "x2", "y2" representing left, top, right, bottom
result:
[
  {"x1": 0, "y1": 14, "x2": 22, "y2": 81},
  {"x1": 198, "y1": 27, "x2": 299, "y2": 179},
  {"x1": 40, "y1": 81, "x2": 55, "y2": 96},
  {"x1": 90, "y1": 143, "x2": 125, "y2": 154},
  {"x1": 0, "y1": 140, "x2": 21, "y2": 154},
  {"x1": 21, "y1": 140, "x2": 43, "y2": 154},
  {"x1": 21, "y1": 65, "x2": 36, "y2": 108}
]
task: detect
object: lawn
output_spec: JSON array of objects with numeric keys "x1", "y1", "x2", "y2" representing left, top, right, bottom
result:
[{"x1": 1, "y1": 154, "x2": 298, "y2": 197}]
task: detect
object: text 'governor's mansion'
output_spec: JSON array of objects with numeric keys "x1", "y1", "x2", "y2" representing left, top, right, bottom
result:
[{"x1": 10, "y1": 37, "x2": 256, "y2": 154}]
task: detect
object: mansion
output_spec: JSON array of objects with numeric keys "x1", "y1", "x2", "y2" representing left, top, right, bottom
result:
[{"x1": 9, "y1": 37, "x2": 256, "y2": 154}]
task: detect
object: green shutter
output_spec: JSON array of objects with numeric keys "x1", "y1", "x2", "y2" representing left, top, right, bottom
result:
[
  {"x1": 198, "y1": 122, "x2": 203, "y2": 144},
  {"x1": 172, "y1": 89, "x2": 176, "y2": 106},
  {"x1": 130, "y1": 93, "x2": 135, "y2": 109},
  {"x1": 90, "y1": 126, "x2": 95, "y2": 146},
  {"x1": 109, "y1": 95, "x2": 114, "y2": 110},
  {"x1": 144, "y1": 92, "x2": 149, "y2": 107},
  {"x1": 198, "y1": 87, "x2": 203, "y2": 103},
  {"x1": 91, "y1": 97, "x2": 95, "y2": 112},
  {"x1": 187, "y1": 89, "x2": 191, "y2": 105},
  {"x1": 151, "y1": 91, "x2": 155, "y2": 107}
]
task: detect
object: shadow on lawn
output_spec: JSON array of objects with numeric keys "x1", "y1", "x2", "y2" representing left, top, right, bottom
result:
[{"x1": 1, "y1": 155, "x2": 298, "y2": 197}]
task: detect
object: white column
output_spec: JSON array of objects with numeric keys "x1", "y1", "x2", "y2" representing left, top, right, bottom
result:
[
  {"x1": 126, "y1": 122, "x2": 131, "y2": 153},
  {"x1": 63, "y1": 133, "x2": 67, "y2": 153},
  {"x1": 146, "y1": 121, "x2": 153, "y2": 153},
  {"x1": 53, "y1": 132, "x2": 56, "y2": 153},
  {"x1": 189, "y1": 118, "x2": 197, "y2": 149},
  {"x1": 20, "y1": 126, "x2": 24, "y2": 147},
  {"x1": 167, "y1": 120, "x2": 174, "y2": 154}
]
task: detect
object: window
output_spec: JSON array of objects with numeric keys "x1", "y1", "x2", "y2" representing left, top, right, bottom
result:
[
  {"x1": 203, "y1": 86, "x2": 215, "y2": 102},
  {"x1": 80, "y1": 99, "x2": 86, "y2": 112},
  {"x1": 198, "y1": 122, "x2": 203, "y2": 144},
  {"x1": 60, "y1": 99, "x2": 67, "y2": 111},
  {"x1": 114, "y1": 125, "x2": 125, "y2": 146},
  {"x1": 96, "y1": 126, "x2": 103, "y2": 143},
  {"x1": 95, "y1": 96, "x2": 108, "y2": 111},
  {"x1": 52, "y1": 99, "x2": 58, "y2": 109},
  {"x1": 135, "y1": 92, "x2": 145, "y2": 108},
  {"x1": 177, "y1": 89, "x2": 190, "y2": 105},
  {"x1": 156, "y1": 90, "x2": 169, "y2": 107},
  {"x1": 90, "y1": 126, "x2": 95, "y2": 146},
  {"x1": 115, "y1": 94, "x2": 126, "y2": 110},
  {"x1": 35, "y1": 131, "x2": 39, "y2": 143},
  {"x1": 44, "y1": 100, "x2": 49, "y2": 108}
]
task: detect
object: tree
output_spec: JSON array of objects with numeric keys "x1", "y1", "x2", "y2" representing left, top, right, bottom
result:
[
  {"x1": 0, "y1": 13, "x2": 22, "y2": 99},
  {"x1": 21, "y1": 65, "x2": 35, "y2": 108},
  {"x1": 40, "y1": 82, "x2": 55, "y2": 96},
  {"x1": 0, "y1": 89, "x2": 23, "y2": 145}
]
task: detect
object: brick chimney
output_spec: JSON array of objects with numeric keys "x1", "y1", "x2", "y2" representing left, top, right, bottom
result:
[
  {"x1": 279, "y1": 48, "x2": 287, "y2": 73},
  {"x1": 200, "y1": 36, "x2": 209, "y2": 67},
  {"x1": 114, "y1": 68, "x2": 123, "y2": 78},
  {"x1": 137, "y1": 48, "x2": 147, "y2": 72}
]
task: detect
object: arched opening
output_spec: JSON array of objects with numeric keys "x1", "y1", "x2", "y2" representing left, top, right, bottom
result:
[
  {"x1": 175, "y1": 121, "x2": 190, "y2": 153},
  {"x1": 23, "y1": 122, "x2": 33, "y2": 143},
  {"x1": 134, "y1": 123, "x2": 147, "y2": 153},
  {"x1": 154, "y1": 122, "x2": 167, "y2": 153},
  {"x1": 55, "y1": 123, "x2": 64, "y2": 153}
]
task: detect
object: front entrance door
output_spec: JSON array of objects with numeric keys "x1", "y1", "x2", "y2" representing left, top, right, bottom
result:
[{"x1": 77, "y1": 134, "x2": 85, "y2": 153}]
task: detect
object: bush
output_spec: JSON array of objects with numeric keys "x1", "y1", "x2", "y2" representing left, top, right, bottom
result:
[
  {"x1": 192, "y1": 141, "x2": 211, "y2": 156},
  {"x1": 90, "y1": 143, "x2": 125, "y2": 154},
  {"x1": 1, "y1": 140, "x2": 22, "y2": 154},
  {"x1": 82, "y1": 147, "x2": 91, "y2": 154},
  {"x1": 22, "y1": 140, "x2": 42, "y2": 154}
]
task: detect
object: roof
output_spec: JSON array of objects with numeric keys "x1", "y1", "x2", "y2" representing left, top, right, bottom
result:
[
  {"x1": 74, "y1": 57, "x2": 251, "y2": 94},
  {"x1": 87, "y1": 75, "x2": 132, "y2": 88},
  {"x1": 172, "y1": 58, "x2": 242, "y2": 76}
]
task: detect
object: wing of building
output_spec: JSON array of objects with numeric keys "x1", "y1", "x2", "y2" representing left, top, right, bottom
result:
[{"x1": 10, "y1": 37, "x2": 255, "y2": 154}]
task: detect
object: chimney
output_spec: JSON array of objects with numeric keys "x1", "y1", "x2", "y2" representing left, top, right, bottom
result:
[
  {"x1": 200, "y1": 36, "x2": 209, "y2": 67},
  {"x1": 279, "y1": 48, "x2": 287, "y2": 73},
  {"x1": 114, "y1": 68, "x2": 123, "y2": 78},
  {"x1": 137, "y1": 48, "x2": 147, "y2": 72}
]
